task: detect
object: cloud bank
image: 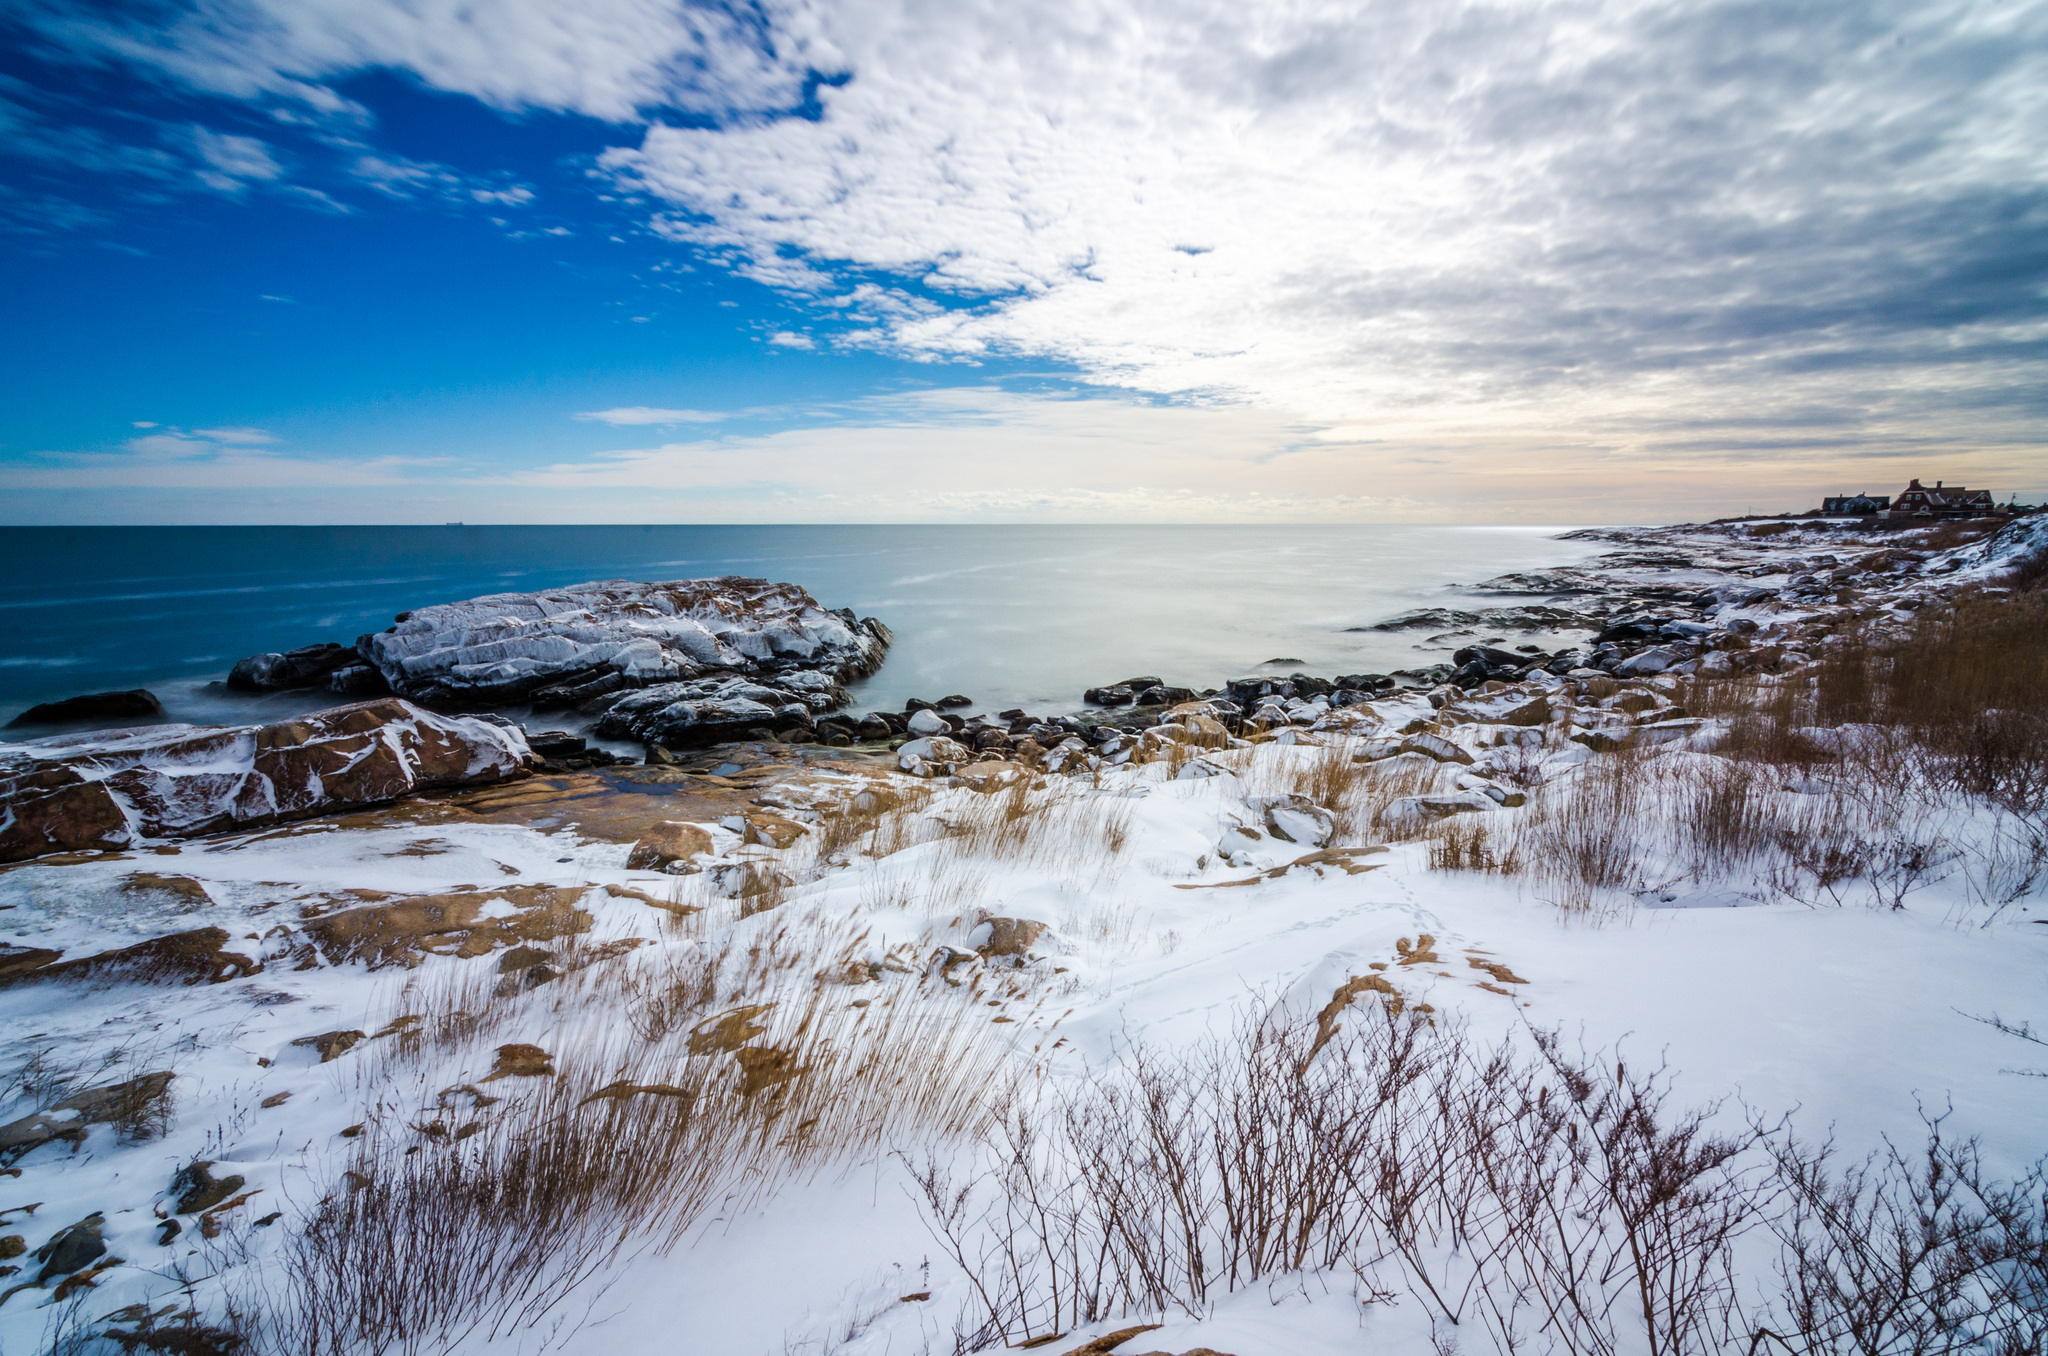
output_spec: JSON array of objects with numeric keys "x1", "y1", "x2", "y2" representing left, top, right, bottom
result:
[{"x1": 11, "y1": 0, "x2": 2047, "y2": 516}]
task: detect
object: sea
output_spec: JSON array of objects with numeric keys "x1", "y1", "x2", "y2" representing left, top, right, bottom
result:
[{"x1": 0, "y1": 524, "x2": 1601, "y2": 737}]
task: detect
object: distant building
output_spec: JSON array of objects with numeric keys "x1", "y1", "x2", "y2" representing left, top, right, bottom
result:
[
  {"x1": 1821, "y1": 492, "x2": 1891, "y2": 515},
  {"x1": 1886, "y1": 478, "x2": 1997, "y2": 518}
]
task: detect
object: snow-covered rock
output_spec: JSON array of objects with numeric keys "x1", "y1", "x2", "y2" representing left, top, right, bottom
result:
[
  {"x1": 355, "y1": 577, "x2": 889, "y2": 705},
  {"x1": 0, "y1": 699, "x2": 530, "y2": 862}
]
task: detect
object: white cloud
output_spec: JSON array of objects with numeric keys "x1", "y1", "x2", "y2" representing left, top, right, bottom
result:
[
  {"x1": 766, "y1": 330, "x2": 814, "y2": 349},
  {"x1": 574, "y1": 406, "x2": 728, "y2": 425},
  {"x1": 189, "y1": 124, "x2": 283, "y2": 193},
  {"x1": 36, "y1": 0, "x2": 823, "y2": 123},
  {"x1": 193, "y1": 425, "x2": 278, "y2": 443}
]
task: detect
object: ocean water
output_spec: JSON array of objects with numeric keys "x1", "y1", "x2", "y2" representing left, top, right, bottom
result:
[{"x1": 0, "y1": 524, "x2": 1598, "y2": 732}]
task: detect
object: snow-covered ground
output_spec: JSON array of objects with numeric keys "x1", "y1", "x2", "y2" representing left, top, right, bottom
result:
[{"x1": 1, "y1": 516, "x2": 2043, "y2": 1356}]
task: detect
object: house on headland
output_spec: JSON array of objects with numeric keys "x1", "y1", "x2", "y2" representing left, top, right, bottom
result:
[
  {"x1": 1820, "y1": 492, "x2": 1891, "y2": 515},
  {"x1": 1886, "y1": 479, "x2": 1996, "y2": 518}
]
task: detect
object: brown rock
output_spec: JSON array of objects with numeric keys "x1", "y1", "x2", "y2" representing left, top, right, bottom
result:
[
  {"x1": 956, "y1": 760, "x2": 1027, "y2": 792},
  {"x1": 290, "y1": 1029, "x2": 366, "y2": 1063},
  {"x1": 0, "y1": 944, "x2": 63, "y2": 982},
  {"x1": 1055, "y1": 1325, "x2": 1163, "y2": 1355},
  {"x1": 171, "y1": 1161, "x2": 246, "y2": 1215},
  {"x1": 0, "y1": 1072, "x2": 175, "y2": 1157},
  {"x1": 300, "y1": 884, "x2": 593, "y2": 969},
  {"x1": 5, "y1": 928, "x2": 258, "y2": 987},
  {"x1": 625, "y1": 820, "x2": 714, "y2": 871},
  {"x1": 974, "y1": 915, "x2": 1045, "y2": 958},
  {"x1": 0, "y1": 698, "x2": 529, "y2": 863}
]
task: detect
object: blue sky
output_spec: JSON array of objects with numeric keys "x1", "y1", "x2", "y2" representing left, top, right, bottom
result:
[{"x1": 3, "y1": 0, "x2": 2044, "y2": 524}]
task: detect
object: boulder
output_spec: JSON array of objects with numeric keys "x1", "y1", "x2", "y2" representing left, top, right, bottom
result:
[
  {"x1": 594, "y1": 676, "x2": 829, "y2": 748},
  {"x1": 1257, "y1": 795, "x2": 1336, "y2": 847},
  {"x1": 906, "y1": 707, "x2": 952, "y2": 736},
  {"x1": 356, "y1": 577, "x2": 887, "y2": 705},
  {"x1": 898, "y1": 735, "x2": 971, "y2": 772},
  {"x1": 956, "y1": 760, "x2": 1028, "y2": 792},
  {"x1": 0, "y1": 1073, "x2": 175, "y2": 1159},
  {"x1": 227, "y1": 642, "x2": 359, "y2": 691},
  {"x1": 970, "y1": 915, "x2": 1045, "y2": 958},
  {"x1": 626, "y1": 821, "x2": 715, "y2": 871},
  {"x1": 2, "y1": 927, "x2": 259, "y2": 987},
  {"x1": 0, "y1": 699, "x2": 530, "y2": 863},
  {"x1": 6, "y1": 690, "x2": 163, "y2": 727},
  {"x1": 1381, "y1": 792, "x2": 1497, "y2": 837}
]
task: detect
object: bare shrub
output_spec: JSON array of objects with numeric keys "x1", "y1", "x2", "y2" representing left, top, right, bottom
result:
[
  {"x1": 1760, "y1": 1113, "x2": 2048, "y2": 1356},
  {"x1": 915, "y1": 1002, "x2": 1777, "y2": 1356},
  {"x1": 267, "y1": 983, "x2": 1015, "y2": 1356}
]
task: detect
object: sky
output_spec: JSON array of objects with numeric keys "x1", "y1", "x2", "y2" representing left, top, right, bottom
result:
[{"x1": 1, "y1": 0, "x2": 2044, "y2": 525}]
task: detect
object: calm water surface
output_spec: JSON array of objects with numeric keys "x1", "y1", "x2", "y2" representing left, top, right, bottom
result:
[{"x1": 0, "y1": 525, "x2": 1597, "y2": 731}]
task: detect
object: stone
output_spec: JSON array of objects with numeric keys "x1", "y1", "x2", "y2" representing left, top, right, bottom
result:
[
  {"x1": 906, "y1": 707, "x2": 952, "y2": 736},
  {"x1": 326, "y1": 664, "x2": 391, "y2": 696},
  {"x1": 0, "y1": 699, "x2": 531, "y2": 863},
  {"x1": 227, "y1": 642, "x2": 359, "y2": 691},
  {"x1": 1258, "y1": 795, "x2": 1337, "y2": 847},
  {"x1": 1398, "y1": 732, "x2": 1475, "y2": 765},
  {"x1": 971, "y1": 915, "x2": 1046, "y2": 957},
  {"x1": 357, "y1": 577, "x2": 888, "y2": 705},
  {"x1": 1381, "y1": 792, "x2": 1498, "y2": 837},
  {"x1": 955, "y1": 760, "x2": 1028, "y2": 792},
  {"x1": 593, "y1": 676, "x2": 834, "y2": 749},
  {"x1": 4, "y1": 928, "x2": 258, "y2": 987},
  {"x1": 0, "y1": 1072, "x2": 175, "y2": 1158},
  {"x1": 290, "y1": 1029, "x2": 366, "y2": 1063},
  {"x1": 170, "y1": 1161, "x2": 246, "y2": 1215},
  {"x1": 935, "y1": 694, "x2": 973, "y2": 709},
  {"x1": 626, "y1": 821, "x2": 715, "y2": 871},
  {"x1": 31, "y1": 1214, "x2": 106, "y2": 1287},
  {"x1": 302, "y1": 884, "x2": 594, "y2": 970},
  {"x1": 1084, "y1": 684, "x2": 1134, "y2": 707},
  {"x1": 6, "y1": 690, "x2": 163, "y2": 727},
  {"x1": 898, "y1": 735, "x2": 971, "y2": 772}
]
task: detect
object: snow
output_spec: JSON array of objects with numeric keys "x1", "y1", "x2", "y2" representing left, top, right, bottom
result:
[{"x1": 1, "y1": 520, "x2": 2043, "y2": 1355}]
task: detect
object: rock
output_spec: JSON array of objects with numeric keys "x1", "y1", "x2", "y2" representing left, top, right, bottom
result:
[
  {"x1": 170, "y1": 1161, "x2": 246, "y2": 1215},
  {"x1": 5, "y1": 690, "x2": 163, "y2": 727},
  {"x1": 1258, "y1": 795, "x2": 1336, "y2": 847},
  {"x1": 898, "y1": 735, "x2": 971, "y2": 772},
  {"x1": 1398, "y1": 732, "x2": 1476, "y2": 765},
  {"x1": 935, "y1": 694, "x2": 973, "y2": 709},
  {"x1": 3, "y1": 928, "x2": 258, "y2": 987},
  {"x1": 906, "y1": 707, "x2": 952, "y2": 736},
  {"x1": 956, "y1": 760, "x2": 1028, "y2": 792},
  {"x1": 1569, "y1": 728, "x2": 1634, "y2": 753},
  {"x1": 302, "y1": 885, "x2": 595, "y2": 970},
  {"x1": 0, "y1": 1072, "x2": 175, "y2": 1158},
  {"x1": 526, "y1": 730, "x2": 588, "y2": 759},
  {"x1": 0, "y1": 943, "x2": 63, "y2": 981},
  {"x1": 626, "y1": 821, "x2": 715, "y2": 871},
  {"x1": 1613, "y1": 645, "x2": 1681, "y2": 677},
  {"x1": 326, "y1": 664, "x2": 391, "y2": 696},
  {"x1": 0, "y1": 698, "x2": 530, "y2": 863},
  {"x1": 31, "y1": 1213, "x2": 106, "y2": 1287},
  {"x1": 593, "y1": 676, "x2": 830, "y2": 749},
  {"x1": 290, "y1": 1029, "x2": 366, "y2": 1063},
  {"x1": 355, "y1": 577, "x2": 887, "y2": 706},
  {"x1": 1381, "y1": 792, "x2": 1498, "y2": 836},
  {"x1": 227, "y1": 642, "x2": 359, "y2": 691},
  {"x1": 971, "y1": 915, "x2": 1045, "y2": 957},
  {"x1": 1084, "y1": 683, "x2": 1135, "y2": 706}
]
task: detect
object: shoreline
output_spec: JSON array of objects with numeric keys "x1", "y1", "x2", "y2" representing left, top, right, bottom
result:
[{"x1": 0, "y1": 513, "x2": 2041, "y2": 1355}]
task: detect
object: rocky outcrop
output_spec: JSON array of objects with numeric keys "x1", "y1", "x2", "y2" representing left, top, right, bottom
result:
[
  {"x1": 0, "y1": 698, "x2": 530, "y2": 862},
  {"x1": 352, "y1": 577, "x2": 889, "y2": 707},
  {"x1": 6, "y1": 690, "x2": 163, "y2": 727},
  {"x1": 227, "y1": 643, "x2": 362, "y2": 692},
  {"x1": 594, "y1": 673, "x2": 848, "y2": 748}
]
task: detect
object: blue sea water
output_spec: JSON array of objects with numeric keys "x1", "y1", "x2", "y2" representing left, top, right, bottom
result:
[{"x1": 0, "y1": 524, "x2": 1599, "y2": 732}]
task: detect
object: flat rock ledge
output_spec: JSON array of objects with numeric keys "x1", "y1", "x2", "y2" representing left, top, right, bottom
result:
[
  {"x1": 0, "y1": 698, "x2": 530, "y2": 863},
  {"x1": 230, "y1": 578, "x2": 892, "y2": 714}
]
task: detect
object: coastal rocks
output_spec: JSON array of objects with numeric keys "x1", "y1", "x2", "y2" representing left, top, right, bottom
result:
[
  {"x1": 906, "y1": 708, "x2": 952, "y2": 736},
  {"x1": 6, "y1": 690, "x2": 163, "y2": 727},
  {"x1": 0, "y1": 1073, "x2": 175, "y2": 1160},
  {"x1": 300, "y1": 885, "x2": 594, "y2": 970},
  {"x1": 626, "y1": 821, "x2": 715, "y2": 872},
  {"x1": 354, "y1": 577, "x2": 888, "y2": 706},
  {"x1": 228, "y1": 643, "x2": 361, "y2": 692},
  {"x1": 898, "y1": 735, "x2": 972, "y2": 775},
  {"x1": 1256, "y1": 795, "x2": 1337, "y2": 847},
  {"x1": 0, "y1": 699, "x2": 529, "y2": 862},
  {"x1": 593, "y1": 676, "x2": 830, "y2": 748}
]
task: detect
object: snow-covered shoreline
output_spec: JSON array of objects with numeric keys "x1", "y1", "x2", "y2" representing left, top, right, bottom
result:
[{"x1": 1, "y1": 515, "x2": 2042, "y2": 1356}]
